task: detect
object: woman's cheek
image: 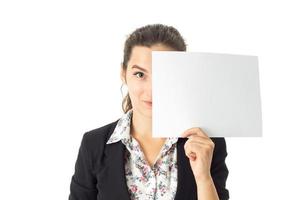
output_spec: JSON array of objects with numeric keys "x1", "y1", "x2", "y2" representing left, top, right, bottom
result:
[
  {"x1": 128, "y1": 84, "x2": 142, "y2": 104},
  {"x1": 132, "y1": 83, "x2": 143, "y2": 96}
]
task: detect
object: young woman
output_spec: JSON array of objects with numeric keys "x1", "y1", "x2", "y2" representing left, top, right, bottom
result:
[{"x1": 69, "y1": 24, "x2": 229, "y2": 200}]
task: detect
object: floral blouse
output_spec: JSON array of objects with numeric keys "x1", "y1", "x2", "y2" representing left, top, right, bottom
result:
[{"x1": 106, "y1": 109, "x2": 178, "y2": 200}]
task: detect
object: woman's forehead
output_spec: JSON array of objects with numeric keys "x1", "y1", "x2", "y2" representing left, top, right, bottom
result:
[
  {"x1": 128, "y1": 47, "x2": 152, "y2": 70},
  {"x1": 128, "y1": 44, "x2": 174, "y2": 71},
  {"x1": 130, "y1": 46, "x2": 152, "y2": 60}
]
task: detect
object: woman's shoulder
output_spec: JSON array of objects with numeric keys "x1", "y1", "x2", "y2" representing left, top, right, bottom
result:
[
  {"x1": 82, "y1": 119, "x2": 120, "y2": 145},
  {"x1": 82, "y1": 119, "x2": 119, "y2": 150}
]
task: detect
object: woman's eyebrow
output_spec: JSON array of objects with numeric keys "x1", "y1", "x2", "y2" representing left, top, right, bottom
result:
[{"x1": 131, "y1": 65, "x2": 148, "y2": 73}]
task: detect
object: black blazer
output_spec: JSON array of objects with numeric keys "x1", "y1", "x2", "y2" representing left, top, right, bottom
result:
[{"x1": 69, "y1": 119, "x2": 229, "y2": 200}]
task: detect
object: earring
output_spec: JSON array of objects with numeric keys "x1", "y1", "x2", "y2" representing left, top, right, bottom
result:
[{"x1": 120, "y1": 83, "x2": 128, "y2": 98}]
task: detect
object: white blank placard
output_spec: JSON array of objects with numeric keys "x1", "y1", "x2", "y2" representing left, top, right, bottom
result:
[{"x1": 152, "y1": 51, "x2": 262, "y2": 138}]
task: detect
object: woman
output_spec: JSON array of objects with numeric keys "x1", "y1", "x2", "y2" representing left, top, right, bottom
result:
[{"x1": 69, "y1": 24, "x2": 229, "y2": 200}]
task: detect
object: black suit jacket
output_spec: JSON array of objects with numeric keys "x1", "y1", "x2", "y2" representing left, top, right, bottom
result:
[{"x1": 69, "y1": 119, "x2": 229, "y2": 200}]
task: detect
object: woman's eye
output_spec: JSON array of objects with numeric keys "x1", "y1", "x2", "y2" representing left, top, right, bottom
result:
[{"x1": 134, "y1": 72, "x2": 144, "y2": 79}]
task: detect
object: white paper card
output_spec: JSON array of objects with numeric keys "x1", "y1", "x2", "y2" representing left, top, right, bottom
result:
[{"x1": 152, "y1": 51, "x2": 262, "y2": 138}]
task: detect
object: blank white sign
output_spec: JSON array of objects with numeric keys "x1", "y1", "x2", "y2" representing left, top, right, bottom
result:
[{"x1": 152, "y1": 51, "x2": 262, "y2": 138}]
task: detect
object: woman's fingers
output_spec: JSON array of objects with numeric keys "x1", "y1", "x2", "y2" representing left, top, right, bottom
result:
[
  {"x1": 184, "y1": 141, "x2": 214, "y2": 154},
  {"x1": 181, "y1": 127, "x2": 215, "y2": 161},
  {"x1": 184, "y1": 141, "x2": 213, "y2": 155},
  {"x1": 187, "y1": 135, "x2": 214, "y2": 145},
  {"x1": 181, "y1": 127, "x2": 209, "y2": 138},
  {"x1": 183, "y1": 135, "x2": 215, "y2": 161},
  {"x1": 181, "y1": 128, "x2": 214, "y2": 146}
]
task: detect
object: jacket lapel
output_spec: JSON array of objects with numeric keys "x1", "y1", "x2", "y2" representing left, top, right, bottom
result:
[{"x1": 101, "y1": 141, "x2": 131, "y2": 200}]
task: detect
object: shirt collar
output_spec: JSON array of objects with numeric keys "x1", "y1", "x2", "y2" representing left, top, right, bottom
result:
[
  {"x1": 106, "y1": 109, "x2": 133, "y2": 144},
  {"x1": 106, "y1": 109, "x2": 178, "y2": 145}
]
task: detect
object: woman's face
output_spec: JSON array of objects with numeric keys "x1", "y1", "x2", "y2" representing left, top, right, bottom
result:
[{"x1": 121, "y1": 44, "x2": 175, "y2": 118}]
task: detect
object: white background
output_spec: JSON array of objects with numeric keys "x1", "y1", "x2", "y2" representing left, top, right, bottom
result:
[{"x1": 0, "y1": 0, "x2": 299, "y2": 199}]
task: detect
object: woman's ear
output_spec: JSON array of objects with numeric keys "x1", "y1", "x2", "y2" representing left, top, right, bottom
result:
[{"x1": 120, "y1": 65, "x2": 127, "y2": 84}]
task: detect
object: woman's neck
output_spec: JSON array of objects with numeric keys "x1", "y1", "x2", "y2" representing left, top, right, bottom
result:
[{"x1": 131, "y1": 109, "x2": 153, "y2": 140}]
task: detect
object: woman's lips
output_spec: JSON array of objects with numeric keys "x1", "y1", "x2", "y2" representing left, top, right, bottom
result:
[{"x1": 143, "y1": 101, "x2": 152, "y2": 106}]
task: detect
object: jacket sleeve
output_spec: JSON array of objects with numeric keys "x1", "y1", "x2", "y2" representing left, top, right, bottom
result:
[
  {"x1": 69, "y1": 132, "x2": 98, "y2": 200},
  {"x1": 210, "y1": 137, "x2": 230, "y2": 200}
]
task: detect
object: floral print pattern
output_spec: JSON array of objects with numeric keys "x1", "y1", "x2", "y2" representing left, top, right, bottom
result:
[{"x1": 106, "y1": 109, "x2": 178, "y2": 200}]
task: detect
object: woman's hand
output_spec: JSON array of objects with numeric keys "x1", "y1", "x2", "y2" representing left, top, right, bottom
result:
[{"x1": 181, "y1": 127, "x2": 215, "y2": 184}]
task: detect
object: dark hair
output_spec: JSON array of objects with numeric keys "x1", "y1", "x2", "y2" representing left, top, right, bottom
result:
[{"x1": 121, "y1": 24, "x2": 187, "y2": 113}]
